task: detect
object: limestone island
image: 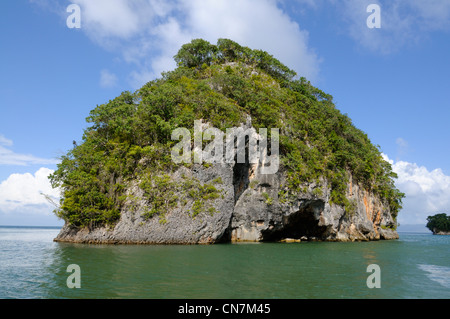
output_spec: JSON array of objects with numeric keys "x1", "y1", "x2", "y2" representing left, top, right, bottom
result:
[
  {"x1": 50, "y1": 39, "x2": 404, "y2": 244},
  {"x1": 426, "y1": 213, "x2": 450, "y2": 235}
]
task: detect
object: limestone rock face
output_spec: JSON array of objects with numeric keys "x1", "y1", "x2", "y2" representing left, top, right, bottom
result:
[
  {"x1": 228, "y1": 162, "x2": 398, "y2": 243},
  {"x1": 55, "y1": 164, "x2": 236, "y2": 244},
  {"x1": 433, "y1": 230, "x2": 450, "y2": 235},
  {"x1": 54, "y1": 155, "x2": 399, "y2": 244}
]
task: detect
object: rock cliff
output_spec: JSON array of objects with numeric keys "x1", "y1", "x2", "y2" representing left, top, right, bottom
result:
[{"x1": 54, "y1": 138, "x2": 398, "y2": 244}]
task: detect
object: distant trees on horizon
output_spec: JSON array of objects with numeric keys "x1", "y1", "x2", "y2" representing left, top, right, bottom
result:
[{"x1": 426, "y1": 213, "x2": 450, "y2": 234}]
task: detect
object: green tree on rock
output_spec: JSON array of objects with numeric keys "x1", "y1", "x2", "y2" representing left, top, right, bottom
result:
[{"x1": 426, "y1": 213, "x2": 450, "y2": 234}]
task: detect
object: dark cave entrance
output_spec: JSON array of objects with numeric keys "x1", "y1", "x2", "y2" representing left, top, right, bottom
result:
[
  {"x1": 263, "y1": 201, "x2": 328, "y2": 241},
  {"x1": 231, "y1": 132, "x2": 252, "y2": 204},
  {"x1": 233, "y1": 162, "x2": 250, "y2": 203}
]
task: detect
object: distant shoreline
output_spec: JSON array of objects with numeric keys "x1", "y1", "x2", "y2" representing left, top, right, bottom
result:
[
  {"x1": 0, "y1": 225, "x2": 62, "y2": 229},
  {"x1": 396, "y1": 224, "x2": 431, "y2": 233}
]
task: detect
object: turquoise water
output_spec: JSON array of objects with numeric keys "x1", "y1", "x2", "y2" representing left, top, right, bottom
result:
[{"x1": 0, "y1": 226, "x2": 449, "y2": 299}]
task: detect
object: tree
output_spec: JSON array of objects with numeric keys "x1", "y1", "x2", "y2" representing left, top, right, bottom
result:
[
  {"x1": 215, "y1": 38, "x2": 246, "y2": 63},
  {"x1": 174, "y1": 39, "x2": 217, "y2": 68},
  {"x1": 426, "y1": 213, "x2": 450, "y2": 233}
]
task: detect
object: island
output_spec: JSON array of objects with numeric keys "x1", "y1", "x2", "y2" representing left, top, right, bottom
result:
[
  {"x1": 50, "y1": 39, "x2": 405, "y2": 244},
  {"x1": 426, "y1": 213, "x2": 450, "y2": 235}
]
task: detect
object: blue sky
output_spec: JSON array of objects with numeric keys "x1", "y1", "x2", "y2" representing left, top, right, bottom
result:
[{"x1": 0, "y1": 0, "x2": 449, "y2": 226}]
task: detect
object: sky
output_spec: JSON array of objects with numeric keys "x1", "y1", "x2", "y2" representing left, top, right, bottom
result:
[{"x1": 0, "y1": 0, "x2": 449, "y2": 227}]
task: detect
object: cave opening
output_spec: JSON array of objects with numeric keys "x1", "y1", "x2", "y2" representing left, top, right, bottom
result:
[
  {"x1": 233, "y1": 162, "x2": 250, "y2": 203},
  {"x1": 231, "y1": 132, "x2": 252, "y2": 204},
  {"x1": 263, "y1": 201, "x2": 328, "y2": 241}
]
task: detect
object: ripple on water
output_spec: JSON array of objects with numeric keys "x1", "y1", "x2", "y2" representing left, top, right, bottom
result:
[{"x1": 417, "y1": 264, "x2": 450, "y2": 289}]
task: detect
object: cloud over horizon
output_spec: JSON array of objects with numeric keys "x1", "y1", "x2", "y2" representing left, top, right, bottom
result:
[
  {"x1": 0, "y1": 167, "x2": 60, "y2": 217},
  {"x1": 383, "y1": 154, "x2": 450, "y2": 225}
]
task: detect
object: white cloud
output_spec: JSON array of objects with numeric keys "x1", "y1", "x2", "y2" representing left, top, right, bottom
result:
[
  {"x1": 0, "y1": 135, "x2": 58, "y2": 166},
  {"x1": 337, "y1": 0, "x2": 414, "y2": 54},
  {"x1": 180, "y1": 0, "x2": 320, "y2": 82},
  {"x1": 0, "y1": 135, "x2": 13, "y2": 147},
  {"x1": 293, "y1": 0, "x2": 322, "y2": 9},
  {"x1": 383, "y1": 154, "x2": 450, "y2": 225},
  {"x1": 0, "y1": 168, "x2": 60, "y2": 216},
  {"x1": 337, "y1": 0, "x2": 450, "y2": 54},
  {"x1": 69, "y1": 0, "x2": 321, "y2": 87},
  {"x1": 100, "y1": 69, "x2": 118, "y2": 88},
  {"x1": 407, "y1": 0, "x2": 450, "y2": 31},
  {"x1": 72, "y1": 0, "x2": 153, "y2": 41}
]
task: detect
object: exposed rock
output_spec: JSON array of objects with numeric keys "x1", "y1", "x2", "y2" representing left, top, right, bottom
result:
[
  {"x1": 55, "y1": 164, "x2": 235, "y2": 244},
  {"x1": 279, "y1": 238, "x2": 301, "y2": 243},
  {"x1": 226, "y1": 159, "x2": 398, "y2": 243},
  {"x1": 54, "y1": 142, "x2": 399, "y2": 244},
  {"x1": 433, "y1": 230, "x2": 450, "y2": 235}
]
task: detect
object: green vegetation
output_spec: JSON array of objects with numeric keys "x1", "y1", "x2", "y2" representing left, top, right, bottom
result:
[
  {"x1": 381, "y1": 224, "x2": 397, "y2": 231},
  {"x1": 140, "y1": 174, "x2": 178, "y2": 223},
  {"x1": 249, "y1": 180, "x2": 259, "y2": 189},
  {"x1": 426, "y1": 213, "x2": 450, "y2": 233},
  {"x1": 262, "y1": 192, "x2": 273, "y2": 206},
  {"x1": 344, "y1": 199, "x2": 358, "y2": 218},
  {"x1": 50, "y1": 38, "x2": 404, "y2": 229},
  {"x1": 140, "y1": 172, "x2": 222, "y2": 221}
]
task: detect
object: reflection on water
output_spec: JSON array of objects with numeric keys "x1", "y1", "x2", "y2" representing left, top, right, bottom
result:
[{"x1": 0, "y1": 227, "x2": 449, "y2": 299}]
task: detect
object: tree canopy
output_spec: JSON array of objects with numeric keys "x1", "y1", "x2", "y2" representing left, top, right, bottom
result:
[
  {"x1": 426, "y1": 213, "x2": 450, "y2": 233},
  {"x1": 174, "y1": 38, "x2": 297, "y2": 83}
]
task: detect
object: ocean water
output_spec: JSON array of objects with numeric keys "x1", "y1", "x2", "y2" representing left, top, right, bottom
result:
[{"x1": 0, "y1": 226, "x2": 448, "y2": 299}]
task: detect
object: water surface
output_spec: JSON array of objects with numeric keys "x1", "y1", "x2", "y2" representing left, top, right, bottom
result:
[{"x1": 0, "y1": 226, "x2": 448, "y2": 299}]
